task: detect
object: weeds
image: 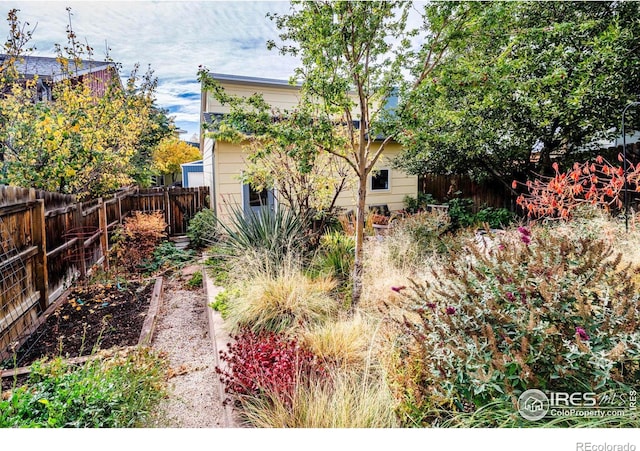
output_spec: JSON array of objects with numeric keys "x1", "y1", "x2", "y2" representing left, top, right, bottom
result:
[
  {"x1": 186, "y1": 271, "x2": 203, "y2": 290},
  {"x1": 143, "y1": 241, "x2": 196, "y2": 274},
  {"x1": 0, "y1": 347, "x2": 166, "y2": 427}
]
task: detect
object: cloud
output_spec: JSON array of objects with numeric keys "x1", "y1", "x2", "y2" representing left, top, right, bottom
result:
[{"x1": 1, "y1": 0, "x2": 298, "y2": 138}]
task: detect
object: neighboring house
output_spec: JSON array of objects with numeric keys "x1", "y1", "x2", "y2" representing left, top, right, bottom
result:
[
  {"x1": 199, "y1": 73, "x2": 418, "y2": 222},
  {"x1": 0, "y1": 54, "x2": 120, "y2": 101}
]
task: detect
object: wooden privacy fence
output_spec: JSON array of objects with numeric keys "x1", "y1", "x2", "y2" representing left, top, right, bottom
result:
[
  {"x1": 0, "y1": 185, "x2": 208, "y2": 359},
  {"x1": 419, "y1": 174, "x2": 515, "y2": 212}
]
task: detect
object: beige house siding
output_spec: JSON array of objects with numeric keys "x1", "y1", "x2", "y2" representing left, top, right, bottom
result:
[
  {"x1": 210, "y1": 140, "x2": 416, "y2": 221},
  {"x1": 202, "y1": 138, "x2": 214, "y2": 203},
  {"x1": 334, "y1": 142, "x2": 417, "y2": 213},
  {"x1": 205, "y1": 83, "x2": 300, "y2": 114},
  {"x1": 213, "y1": 141, "x2": 247, "y2": 223}
]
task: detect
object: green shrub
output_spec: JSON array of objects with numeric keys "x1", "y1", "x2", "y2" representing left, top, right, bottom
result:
[
  {"x1": 390, "y1": 224, "x2": 640, "y2": 425},
  {"x1": 403, "y1": 193, "x2": 435, "y2": 214},
  {"x1": 446, "y1": 196, "x2": 475, "y2": 230},
  {"x1": 0, "y1": 348, "x2": 166, "y2": 427},
  {"x1": 143, "y1": 241, "x2": 196, "y2": 274},
  {"x1": 187, "y1": 208, "x2": 219, "y2": 249},
  {"x1": 473, "y1": 206, "x2": 514, "y2": 229},
  {"x1": 310, "y1": 231, "x2": 355, "y2": 280},
  {"x1": 209, "y1": 288, "x2": 239, "y2": 319}
]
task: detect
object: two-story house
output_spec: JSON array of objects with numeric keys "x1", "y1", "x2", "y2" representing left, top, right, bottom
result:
[{"x1": 199, "y1": 73, "x2": 417, "y2": 223}]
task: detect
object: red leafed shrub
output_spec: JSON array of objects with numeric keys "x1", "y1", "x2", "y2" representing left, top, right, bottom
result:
[
  {"x1": 513, "y1": 155, "x2": 640, "y2": 219},
  {"x1": 216, "y1": 329, "x2": 325, "y2": 406}
]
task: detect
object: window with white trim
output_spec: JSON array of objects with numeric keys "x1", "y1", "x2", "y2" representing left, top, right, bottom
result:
[{"x1": 370, "y1": 168, "x2": 390, "y2": 191}]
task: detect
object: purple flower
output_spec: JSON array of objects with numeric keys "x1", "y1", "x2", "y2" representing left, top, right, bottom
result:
[
  {"x1": 426, "y1": 303, "x2": 437, "y2": 310},
  {"x1": 498, "y1": 244, "x2": 505, "y2": 251},
  {"x1": 518, "y1": 226, "x2": 531, "y2": 237},
  {"x1": 506, "y1": 292, "x2": 516, "y2": 302},
  {"x1": 445, "y1": 306, "x2": 456, "y2": 315},
  {"x1": 391, "y1": 286, "x2": 406, "y2": 293},
  {"x1": 518, "y1": 226, "x2": 532, "y2": 245},
  {"x1": 576, "y1": 327, "x2": 590, "y2": 341},
  {"x1": 520, "y1": 291, "x2": 528, "y2": 305}
]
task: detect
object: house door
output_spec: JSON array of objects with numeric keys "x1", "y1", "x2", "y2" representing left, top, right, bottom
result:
[{"x1": 242, "y1": 183, "x2": 275, "y2": 217}]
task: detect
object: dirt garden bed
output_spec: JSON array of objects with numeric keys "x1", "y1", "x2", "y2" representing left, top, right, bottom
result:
[{"x1": 1, "y1": 277, "x2": 162, "y2": 391}]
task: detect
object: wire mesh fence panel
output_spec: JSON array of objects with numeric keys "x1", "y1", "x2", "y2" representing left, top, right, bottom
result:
[{"x1": 0, "y1": 215, "x2": 42, "y2": 363}]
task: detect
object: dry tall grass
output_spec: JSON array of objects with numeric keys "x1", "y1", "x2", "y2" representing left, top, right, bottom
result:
[
  {"x1": 238, "y1": 368, "x2": 399, "y2": 428},
  {"x1": 224, "y1": 267, "x2": 338, "y2": 334},
  {"x1": 302, "y1": 314, "x2": 380, "y2": 370}
]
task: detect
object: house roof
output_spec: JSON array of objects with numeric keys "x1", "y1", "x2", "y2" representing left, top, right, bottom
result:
[
  {"x1": 211, "y1": 73, "x2": 300, "y2": 89},
  {"x1": 0, "y1": 54, "x2": 116, "y2": 82},
  {"x1": 203, "y1": 112, "x2": 223, "y2": 125}
]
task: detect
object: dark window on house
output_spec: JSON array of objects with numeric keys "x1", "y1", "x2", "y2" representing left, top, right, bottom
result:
[
  {"x1": 371, "y1": 169, "x2": 390, "y2": 191},
  {"x1": 249, "y1": 185, "x2": 269, "y2": 207}
]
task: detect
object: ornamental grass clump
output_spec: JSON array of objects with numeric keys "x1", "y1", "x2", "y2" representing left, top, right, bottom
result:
[
  {"x1": 388, "y1": 224, "x2": 640, "y2": 426},
  {"x1": 301, "y1": 315, "x2": 375, "y2": 369},
  {"x1": 238, "y1": 368, "x2": 398, "y2": 428},
  {"x1": 310, "y1": 231, "x2": 355, "y2": 281},
  {"x1": 384, "y1": 210, "x2": 454, "y2": 266},
  {"x1": 224, "y1": 268, "x2": 337, "y2": 334}
]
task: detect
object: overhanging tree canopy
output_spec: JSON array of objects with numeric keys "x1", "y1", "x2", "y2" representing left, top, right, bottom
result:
[{"x1": 395, "y1": 1, "x2": 640, "y2": 190}]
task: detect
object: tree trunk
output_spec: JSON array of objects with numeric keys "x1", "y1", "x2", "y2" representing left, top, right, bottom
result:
[{"x1": 350, "y1": 171, "x2": 367, "y2": 312}]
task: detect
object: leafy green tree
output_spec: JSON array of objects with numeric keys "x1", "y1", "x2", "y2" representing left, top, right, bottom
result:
[
  {"x1": 131, "y1": 91, "x2": 176, "y2": 188},
  {"x1": 200, "y1": 1, "x2": 477, "y2": 308},
  {"x1": 395, "y1": 1, "x2": 640, "y2": 191}
]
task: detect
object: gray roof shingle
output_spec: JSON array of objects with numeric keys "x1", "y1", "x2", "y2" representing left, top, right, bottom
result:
[{"x1": 0, "y1": 54, "x2": 116, "y2": 81}]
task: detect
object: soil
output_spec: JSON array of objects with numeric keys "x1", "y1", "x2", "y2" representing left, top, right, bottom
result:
[{"x1": 1, "y1": 280, "x2": 153, "y2": 372}]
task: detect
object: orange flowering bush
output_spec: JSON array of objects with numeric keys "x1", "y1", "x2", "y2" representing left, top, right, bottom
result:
[{"x1": 514, "y1": 155, "x2": 640, "y2": 219}]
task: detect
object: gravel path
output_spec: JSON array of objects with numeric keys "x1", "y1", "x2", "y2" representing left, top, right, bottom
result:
[{"x1": 147, "y1": 266, "x2": 226, "y2": 428}]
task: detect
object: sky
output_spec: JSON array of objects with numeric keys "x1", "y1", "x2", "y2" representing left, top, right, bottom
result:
[{"x1": 1, "y1": 1, "x2": 301, "y2": 141}]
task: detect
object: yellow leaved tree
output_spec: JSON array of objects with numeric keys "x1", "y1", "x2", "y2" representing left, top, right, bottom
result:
[
  {"x1": 152, "y1": 137, "x2": 202, "y2": 179},
  {"x1": 0, "y1": 8, "x2": 173, "y2": 199}
]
